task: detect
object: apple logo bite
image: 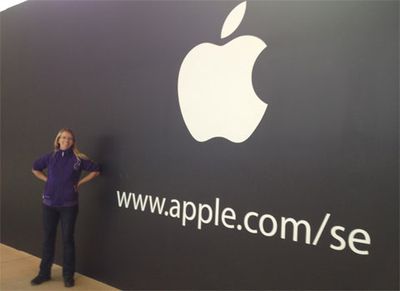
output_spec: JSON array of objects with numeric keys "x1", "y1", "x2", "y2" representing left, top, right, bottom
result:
[{"x1": 178, "y1": 1, "x2": 268, "y2": 143}]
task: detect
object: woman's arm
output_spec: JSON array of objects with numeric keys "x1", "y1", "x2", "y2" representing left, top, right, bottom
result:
[
  {"x1": 32, "y1": 169, "x2": 48, "y2": 182},
  {"x1": 77, "y1": 171, "x2": 100, "y2": 188}
]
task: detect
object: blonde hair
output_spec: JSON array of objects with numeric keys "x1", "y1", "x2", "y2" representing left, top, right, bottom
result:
[{"x1": 53, "y1": 128, "x2": 88, "y2": 160}]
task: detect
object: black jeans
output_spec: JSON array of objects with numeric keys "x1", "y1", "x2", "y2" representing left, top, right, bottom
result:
[{"x1": 39, "y1": 204, "x2": 78, "y2": 280}]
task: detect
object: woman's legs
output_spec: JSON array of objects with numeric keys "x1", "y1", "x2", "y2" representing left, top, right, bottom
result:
[
  {"x1": 59, "y1": 205, "x2": 79, "y2": 281},
  {"x1": 39, "y1": 204, "x2": 60, "y2": 278}
]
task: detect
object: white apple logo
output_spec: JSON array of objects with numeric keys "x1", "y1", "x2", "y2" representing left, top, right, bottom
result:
[{"x1": 178, "y1": 1, "x2": 268, "y2": 143}]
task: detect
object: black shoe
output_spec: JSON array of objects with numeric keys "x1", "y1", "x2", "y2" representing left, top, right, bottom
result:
[
  {"x1": 64, "y1": 278, "x2": 75, "y2": 288},
  {"x1": 30, "y1": 275, "x2": 50, "y2": 285}
]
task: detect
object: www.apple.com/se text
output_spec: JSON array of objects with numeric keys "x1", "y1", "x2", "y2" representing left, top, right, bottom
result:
[{"x1": 116, "y1": 190, "x2": 371, "y2": 255}]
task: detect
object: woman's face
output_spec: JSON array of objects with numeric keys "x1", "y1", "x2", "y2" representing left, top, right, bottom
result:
[{"x1": 58, "y1": 131, "x2": 74, "y2": 150}]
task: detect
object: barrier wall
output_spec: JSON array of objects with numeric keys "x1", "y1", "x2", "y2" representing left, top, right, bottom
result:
[{"x1": 1, "y1": 1, "x2": 398, "y2": 290}]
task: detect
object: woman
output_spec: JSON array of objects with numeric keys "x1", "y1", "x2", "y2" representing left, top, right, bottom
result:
[{"x1": 31, "y1": 128, "x2": 100, "y2": 288}]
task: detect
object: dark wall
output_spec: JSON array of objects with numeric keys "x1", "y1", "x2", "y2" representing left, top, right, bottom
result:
[{"x1": 1, "y1": 1, "x2": 398, "y2": 290}]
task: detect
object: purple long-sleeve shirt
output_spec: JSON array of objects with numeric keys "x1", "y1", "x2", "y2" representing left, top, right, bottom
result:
[{"x1": 33, "y1": 148, "x2": 100, "y2": 207}]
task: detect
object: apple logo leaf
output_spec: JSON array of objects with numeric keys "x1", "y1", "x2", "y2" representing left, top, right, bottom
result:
[{"x1": 221, "y1": 1, "x2": 247, "y2": 39}]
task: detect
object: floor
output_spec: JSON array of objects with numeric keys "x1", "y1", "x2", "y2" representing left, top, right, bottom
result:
[{"x1": 0, "y1": 244, "x2": 118, "y2": 290}]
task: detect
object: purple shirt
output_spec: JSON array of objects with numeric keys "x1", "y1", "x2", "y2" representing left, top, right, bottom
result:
[{"x1": 33, "y1": 148, "x2": 100, "y2": 207}]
